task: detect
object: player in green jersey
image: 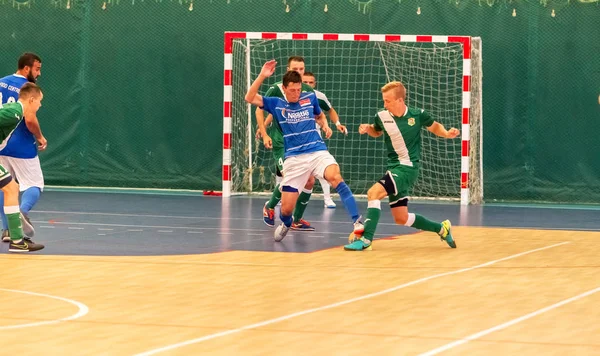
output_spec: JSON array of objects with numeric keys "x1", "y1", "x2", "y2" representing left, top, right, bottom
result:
[
  {"x1": 0, "y1": 82, "x2": 45, "y2": 252},
  {"x1": 344, "y1": 81, "x2": 459, "y2": 251}
]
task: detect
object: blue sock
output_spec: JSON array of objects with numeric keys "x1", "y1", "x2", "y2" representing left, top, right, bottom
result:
[
  {"x1": 0, "y1": 191, "x2": 6, "y2": 230},
  {"x1": 335, "y1": 182, "x2": 360, "y2": 222},
  {"x1": 20, "y1": 187, "x2": 41, "y2": 215},
  {"x1": 280, "y1": 213, "x2": 293, "y2": 228}
]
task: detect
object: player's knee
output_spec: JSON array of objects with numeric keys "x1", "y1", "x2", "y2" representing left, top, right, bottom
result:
[
  {"x1": 328, "y1": 174, "x2": 343, "y2": 188},
  {"x1": 0, "y1": 178, "x2": 17, "y2": 195},
  {"x1": 366, "y1": 186, "x2": 381, "y2": 200},
  {"x1": 393, "y1": 214, "x2": 409, "y2": 225}
]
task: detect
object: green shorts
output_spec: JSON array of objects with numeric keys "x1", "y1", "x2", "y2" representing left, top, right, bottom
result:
[
  {"x1": 377, "y1": 165, "x2": 419, "y2": 206},
  {"x1": 0, "y1": 164, "x2": 12, "y2": 187},
  {"x1": 272, "y1": 146, "x2": 285, "y2": 173}
]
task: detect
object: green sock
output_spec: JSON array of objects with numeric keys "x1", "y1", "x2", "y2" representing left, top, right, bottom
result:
[
  {"x1": 292, "y1": 190, "x2": 312, "y2": 222},
  {"x1": 266, "y1": 184, "x2": 282, "y2": 209},
  {"x1": 362, "y1": 207, "x2": 381, "y2": 242},
  {"x1": 411, "y1": 214, "x2": 443, "y2": 234},
  {"x1": 7, "y1": 211, "x2": 24, "y2": 242}
]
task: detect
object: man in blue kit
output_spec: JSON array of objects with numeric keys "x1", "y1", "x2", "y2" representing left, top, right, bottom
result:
[{"x1": 245, "y1": 60, "x2": 364, "y2": 242}]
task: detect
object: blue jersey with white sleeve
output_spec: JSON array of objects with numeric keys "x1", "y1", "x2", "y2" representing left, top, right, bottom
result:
[
  {"x1": 261, "y1": 92, "x2": 325, "y2": 158},
  {"x1": 0, "y1": 74, "x2": 38, "y2": 158}
]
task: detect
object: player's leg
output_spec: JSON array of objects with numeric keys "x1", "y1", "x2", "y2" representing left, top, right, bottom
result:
[
  {"x1": 318, "y1": 153, "x2": 360, "y2": 224},
  {"x1": 0, "y1": 191, "x2": 8, "y2": 242},
  {"x1": 319, "y1": 177, "x2": 336, "y2": 208},
  {"x1": 343, "y1": 175, "x2": 389, "y2": 251},
  {"x1": 0, "y1": 157, "x2": 13, "y2": 242},
  {"x1": 0, "y1": 165, "x2": 44, "y2": 252},
  {"x1": 263, "y1": 152, "x2": 285, "y2": 227},
  {"x1": 290, "y1": 175, "x2": 315, "y2": 231},
  {"x1": 274, "y1": 156, "x2": 311, "y2": 242},
  {"x1": 389, "y1": 166, "x2": 456, "y2": 248},
  {"x1": 10, "y1": 156, "x2": 43, "y2": 238}
]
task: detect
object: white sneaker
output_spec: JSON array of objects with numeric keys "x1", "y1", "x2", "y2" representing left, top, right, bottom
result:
[
  {"x1": 324, "y1": 198, "x2": 336, "y2": 208},
  {"x1": 274, "y1": 223, "x2": 290, "y2": 242}
]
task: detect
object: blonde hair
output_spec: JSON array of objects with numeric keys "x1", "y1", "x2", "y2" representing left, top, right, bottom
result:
[
  {"x1": 381, "y1": 81, "x2": 406, "y2": 101},
  {"x1": 19, "y1": 82, "x2": 42, "y2": 100}
]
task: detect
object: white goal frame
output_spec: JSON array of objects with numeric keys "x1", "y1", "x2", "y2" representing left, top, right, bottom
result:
[{"x1": 222, "y1": 31, "x2": 482, "y2": 205}]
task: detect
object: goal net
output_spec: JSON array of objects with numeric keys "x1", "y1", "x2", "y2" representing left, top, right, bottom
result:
[{"x1": 223, "y1": 33, "x2": 483, "y2": 205}]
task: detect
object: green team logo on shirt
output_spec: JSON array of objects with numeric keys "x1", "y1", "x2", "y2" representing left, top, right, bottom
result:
[{"x1": 407, "y1": 118, "x2": 415, "y2": 126}]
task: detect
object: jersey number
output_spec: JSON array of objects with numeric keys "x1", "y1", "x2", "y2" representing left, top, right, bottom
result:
[{"x1": 0, "y1": 92, "x2": 16, "y2": 108}]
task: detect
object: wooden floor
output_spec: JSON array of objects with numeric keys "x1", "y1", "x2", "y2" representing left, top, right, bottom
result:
[{"x1": 1, "y1": 227, "x2": 599, "y2": 355}]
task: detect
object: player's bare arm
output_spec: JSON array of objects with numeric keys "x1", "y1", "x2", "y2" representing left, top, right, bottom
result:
[
  {"x1": 358, "y1": 123, "x2": 383, "y2": 138},
  {"x1": 23, "y1": 113, "x2": 47, "y2": 151},
  {"x1": 426, "y1": 121, "x2": 460, "y2": 138},
  {"x1": 245, "y1": 60, "x2": 277, "y2": 107},
  {"x1": 327, "y1": 107, "x2": 348, "y2": 135},
  {"x1": 255, "y1": 107, "x2": 272, "y2": 149},
  {"x1": 316, "y1": 112, "x2": 332, "y2": 139}
]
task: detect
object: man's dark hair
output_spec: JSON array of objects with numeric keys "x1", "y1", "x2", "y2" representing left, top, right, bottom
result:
[
  {"x1": 303, "y1": 71, "x2": 315, "y2": 78},
  {"x1": 287, "y1": 56, "x2": 305, "y2": 66},
  {"x1": 282, "y1": 71, "x2": 302, "y2": 87},
  {"x1": 18, "y1": 52, "x2": 42, "y2": 70}
]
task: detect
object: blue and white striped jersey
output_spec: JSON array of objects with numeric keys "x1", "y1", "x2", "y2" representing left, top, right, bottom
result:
[{"x1": 261, "y1": 92, "x2": 325, "y2": 159}]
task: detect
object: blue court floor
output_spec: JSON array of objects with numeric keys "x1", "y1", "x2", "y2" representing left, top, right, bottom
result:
[{"x1": 1, "y1": 190, "x2": 598, "y2": 256}]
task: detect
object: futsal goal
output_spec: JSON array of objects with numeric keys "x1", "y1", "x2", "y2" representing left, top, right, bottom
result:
[{"x1": 223, "y1": 32, "x2": 483, "y2": 205}]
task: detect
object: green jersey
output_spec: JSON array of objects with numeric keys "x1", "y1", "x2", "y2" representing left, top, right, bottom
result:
[
  {"x1": 263, "y1": 82, "x2": 314, "y2": 149},
  {"x1": 313, "y1": 90, "x2": 333, "y2": 112},
  {"x1": 0, "y1": 102, "x2": 23, "y2": 143},
  {"x1": 373, "y1": 107, "x2": 434, "y2": 168}
]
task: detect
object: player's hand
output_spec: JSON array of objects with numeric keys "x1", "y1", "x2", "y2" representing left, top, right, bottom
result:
[
  {"x1": 323, "y1": 126, "x2": 333, "y2": 139},
  {"x1": 255, "y1": 127, "x2": 262, "y2": 139},
  {"x1": 263, "y1": 135, "x2": 273, "y2": 149},
  {"x1": 446, "y1": 128, "x2": 460, "y2": 138},
  {"x1": 260, "y1": 60, "x2": 277, "y2": 78},
  {"x1": 37, "y1": 136, "x2": 48, "y2": 151},
  {"x1": 336, "y1": 124, "x2": 348, "y2": 135},
  {"x1": 358, "y1": 124, "x2": 370, "y2": 135}
]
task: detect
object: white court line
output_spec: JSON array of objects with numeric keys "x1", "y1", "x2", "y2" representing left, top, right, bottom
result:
[
  {"x1": 419, "y1": 286, "x2": 600, "y2": 355},
  {"x1": 186, "y1": 231, "x2": 203, "y2": 234},
  {"x1": 157, "y1": 230, "x2": 173, "y2": 233},
  {"x1": 0, "y1": 289, "x2": 89, "y2": 330},
  {"x1": 26, "y1": 221, "x2": 392, "y2": 237},
  {"x1": 68, "y1": 227, "x2": 85, "y2": 230},
  {"x1": 134, "y1": 242, "x2": 570, "y2": 356},
  {"x1": 31, "y1": 210, "x2": 407, "y2": 227},
  {"x1": 98, "y1": 228, "x2": 114, "y2": 231},
  {"x1": 40, "y1": 225, "x2": 55, "y2": 228}
]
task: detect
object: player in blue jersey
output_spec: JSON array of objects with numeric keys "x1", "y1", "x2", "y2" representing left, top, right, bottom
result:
[
  {"x1": 245, "y1": 60, "x2": 364, "y2": 242},
  {"x1": 0, "y1": 52, "x2": 46, "y2": 242}
]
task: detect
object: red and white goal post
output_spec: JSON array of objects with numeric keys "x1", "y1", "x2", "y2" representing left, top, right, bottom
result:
[{"x1": 222, "y1": 32, "x2": 483, "y2": 205}]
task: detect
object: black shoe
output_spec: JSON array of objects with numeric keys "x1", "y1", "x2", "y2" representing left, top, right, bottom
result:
[
  {"x1": 20, "y1": 212, "x2": 35, "y2": 238},
  {"x1": 8, "y1": 239, "x2": 44, "y2": 253},
  {"x1": 1, "y1": 229, "x2": 9, "y2": 243}
]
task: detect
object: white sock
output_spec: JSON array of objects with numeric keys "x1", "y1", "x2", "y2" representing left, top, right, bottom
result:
[{"x1": 319, "y1": 178, "x2": 331, "y2": 200}]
